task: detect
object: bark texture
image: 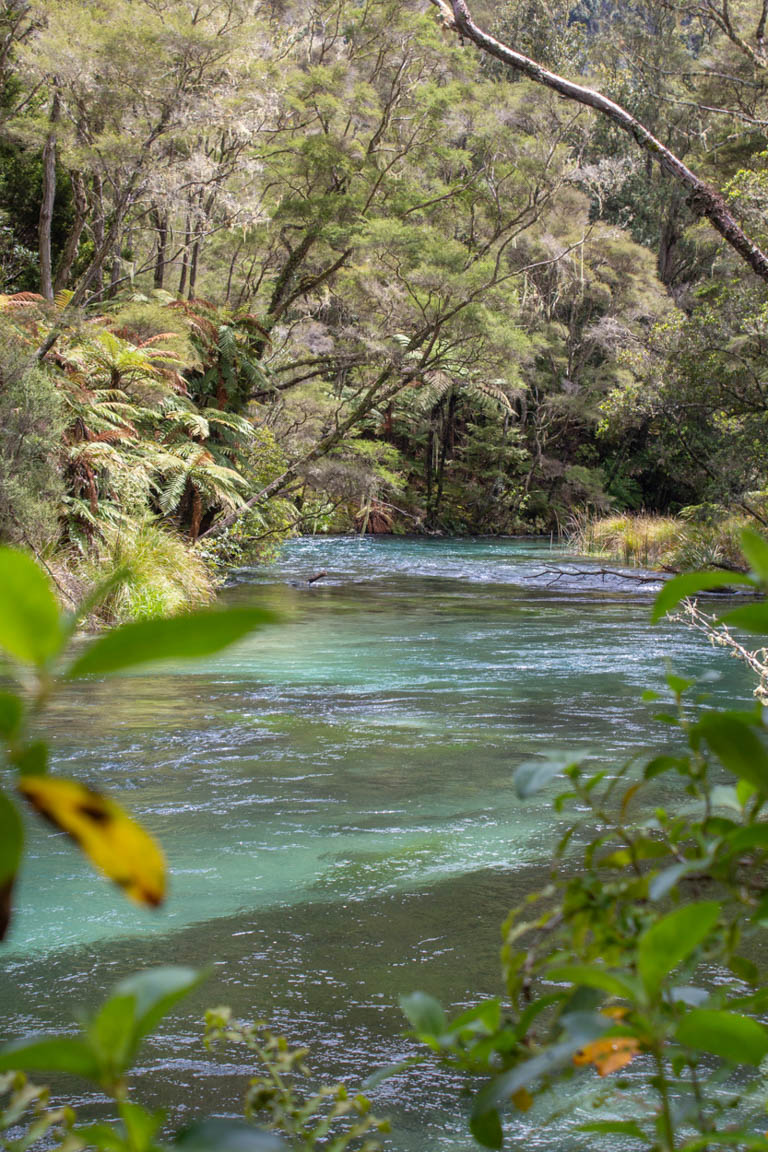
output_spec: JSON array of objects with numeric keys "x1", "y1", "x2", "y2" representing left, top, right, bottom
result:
[{"x1": 38, "y1": 90, "x2": 60, "y2": 302}]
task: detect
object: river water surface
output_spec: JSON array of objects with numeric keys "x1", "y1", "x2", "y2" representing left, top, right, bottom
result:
[{"x1": 0, "y1": 537, "x2": 755, "y2": 1149}]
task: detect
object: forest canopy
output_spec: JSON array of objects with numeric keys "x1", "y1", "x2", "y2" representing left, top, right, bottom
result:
[{"x1": 0, "y1": 0, "x2": 767, "y2": 602}]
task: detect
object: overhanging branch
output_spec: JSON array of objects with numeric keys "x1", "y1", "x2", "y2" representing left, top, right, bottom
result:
[{"x1": 433, "y1": 0, "x2": 768, "y2": 284}]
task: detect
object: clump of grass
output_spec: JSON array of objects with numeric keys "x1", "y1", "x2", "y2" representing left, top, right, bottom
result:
[
  {"x1": 570, "y1": 508, "x2": 759, "y2": 571},
  {"x1": 570, "y1": 512, "x2": 683, "y2": 567},
  {"x1": 75, "y1": 519, "x2": 216, "y2": 624}
]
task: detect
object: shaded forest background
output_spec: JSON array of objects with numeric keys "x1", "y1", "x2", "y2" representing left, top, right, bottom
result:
[{"x1": 1, "y1": 0, "x2": 768, "y2": 612}]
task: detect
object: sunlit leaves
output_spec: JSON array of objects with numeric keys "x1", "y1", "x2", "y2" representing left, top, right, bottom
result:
[
  {"x1": 0, "y1": 548, "x2": 63, "y2": 666},
  {"x1": 66, "y1": 607, "x2": 278, "y2": 678},
  {"x1": 17, "y1": 776, "x2": 166, "y2": 906}
]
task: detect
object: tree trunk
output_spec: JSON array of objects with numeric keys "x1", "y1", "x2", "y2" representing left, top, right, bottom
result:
[
  {"x1": 152, "y1": 208, "x2": 168, "y2": 289},
  {"x1": 425, "y1": 423, "x2": 435, "y2": 515},
  {"x1": 38, "y1": 90, "x2": 60, "y2": 302},
  {"x1": 432, "y1": 390, "x2": 457, "y2": 526},
  {"x1": 54, "y1": 170, "x2": 87, "y2": 292},
  {"x1": 435, "y1": 0, "x2": 768, "y2": 283},
  {"x1": 106, "y1": 248, "x2": 121, "y2": 299},
  {"x1": 178, "y1": 212, "x2": 191, "y2": 296},
  {"x1": 190, "y1": 486, "x2": 202, "y2": 542},
  {"x1": 658, "y1": 197, "x2": 683, "y2": 286},
  {"x1": 188, "y1": 236, "x2": 200, "y2": 299},
  {"x1": 225, "y1": 243, "x2": 241, "y2": 305}
]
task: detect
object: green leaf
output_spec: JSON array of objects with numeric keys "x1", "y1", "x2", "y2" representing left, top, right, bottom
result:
[
  {"x1": 0, "y1": 548, "x2": 63, "y2": 666},
  {"x1": 10, "y1": 741, "x2": 48, "y2": 776},
  {"x1": 175, "y1": 1120, "x2": 285, "y2": 1152},
  {"x1": 666, "y1": 673, "x2": 694, "y2": 695},
  {"x1": 0, "y1": 791, "x2": 23, "y2": 886},
  {"x1": 737, "y1": 778, "x2": 757, "y2": 806},
  {"x1": 119, "y1": 1103, "x2": 164, "y2": 1152},
  {"x1": 546, "y1": 965, "x2": 636, "y2": 1000},
  {"x1": 637, "y1": 902, "x2": 720, "y2": 997},
  {"x1": 66, "y1": 608, "x2": 278, "y2": 678},
  {"x1": 696, "y1": 713, "x2": 768, "y2": 792},
  {"x1": 400, "y1": 992, "x2": 446, "y2": 1036},
  {"x1": 448, "y1": 999, "x2": 502, "y2": 1035},
  {"x1": 0, "y1": 790, "x2": 23, "y2": 941},
  {"x1": 74, "y1": 1122, "x2": 126, "y2": 1152},
  {"x1": 514, "y1": 752, "x2": 583, "y2": 799},
  {"x1": 63, "y1": 565, "x2": 132, "y2": 643},
  {"x1": 676, "y1": 1009, "x2": 768, "y2": 1065},
  {"x1": 644, "y1": 755, "x2": 688, "y2": 780},
  {"x1": 651, "y1": 570, "x2": 754, "y2": 622},
  {"x1": 739, "y1": 527, "x2": 768, "y2": 584},
  {"x1": 469, "y1": 1107, "x2": 503, "y2": 1150},
  {"x1": 726, "y1": 825, "x2": 768, "y2": 854},
  {"x1": 111, "y1": 967, "x2": 206, "y2": 1046},
  {"x1": 86, "y1": 995, "x2": 137, "y2": 1073},
  {"x1": 0, "y1": 1035, "x2": 100, "y2": 1079},
  {"x1": 719, "y1": 601, "x2": 768, "y2": 634},
  {"x1": 0, "y1": 693, "x2": 23, "y2": 740},
  {"x1": 649, "y1": 859, "x2": 708, "y2": 902}
]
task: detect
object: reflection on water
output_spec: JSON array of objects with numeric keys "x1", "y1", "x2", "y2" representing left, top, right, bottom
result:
[{"x1": 0, "y1": 537, "x2": 755, "y2": 1149}]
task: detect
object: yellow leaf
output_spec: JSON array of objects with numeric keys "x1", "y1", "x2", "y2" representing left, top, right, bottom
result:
[
  {"x1": 573, "y1": 1036, "x2": 640, "y2": 1076},
  {"x1": 18, "y1": 776, "x2": 166, "y2": 906},
  {"x1": 511, "y1": 1088, "x2": 534, "y2": 1111}
]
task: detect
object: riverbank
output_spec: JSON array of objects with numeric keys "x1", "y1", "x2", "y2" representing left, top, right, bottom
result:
[
  {"x1": 568, "y1": 509, "x2": 764, "y2": 572},
  {"x1": 40, "y1": 504, "x2": 766, "y2": 626}
]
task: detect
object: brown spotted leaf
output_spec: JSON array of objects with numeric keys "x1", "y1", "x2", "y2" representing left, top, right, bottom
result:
[{"x1": 18, "y1": 776, "x2": 165, "y2": 906}]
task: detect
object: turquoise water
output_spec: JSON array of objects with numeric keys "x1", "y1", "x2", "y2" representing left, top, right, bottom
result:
[{"x1": 0, "y1": 537, "x2": 754, "y2": 1148}]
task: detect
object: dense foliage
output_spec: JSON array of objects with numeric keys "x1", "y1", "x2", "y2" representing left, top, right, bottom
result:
[{"x1": 0, "y1": 0, "x2": 766, "y2": 601}]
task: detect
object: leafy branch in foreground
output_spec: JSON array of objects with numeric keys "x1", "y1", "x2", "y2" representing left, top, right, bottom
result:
[
  {"x1": 0, "y1": 974, "x2": 388, "y2": 1152},
  {"x1": 0, "y1": 545, "x2": 277, "y2": 940},
  {"x1": 205, "y1": 1009, "x2": 389, "y2": 1152},
  {"x1": 386, "y1": 524, "x2": 768, "y2": 1149},
  {"x1": 0, "y1": 968, "x2": 285, "y2": 1152}
]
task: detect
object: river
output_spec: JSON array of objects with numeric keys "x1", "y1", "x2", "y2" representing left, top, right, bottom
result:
[{"x1": 0, "y1": 537, "x2": 754, "y2": 1149}]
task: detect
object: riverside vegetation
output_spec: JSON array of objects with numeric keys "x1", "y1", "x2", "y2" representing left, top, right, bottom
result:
[
  {"x1": 4, "y1": 525, "x2": 768, "y2": 1150},
  {"x1": 2, "y1": 0, "x2": 768, "y2": 615}
]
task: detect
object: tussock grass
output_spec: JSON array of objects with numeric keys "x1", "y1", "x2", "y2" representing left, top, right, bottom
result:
[
  {"x1": 570, "y1": 509, "x2": 755, "y2": 571},
  {"x1": 76, "y1": 520, "x2": 215, "y2": 624},
  {"x1": 571, "y1": 513, "x2": 683, "y2": 568}
]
